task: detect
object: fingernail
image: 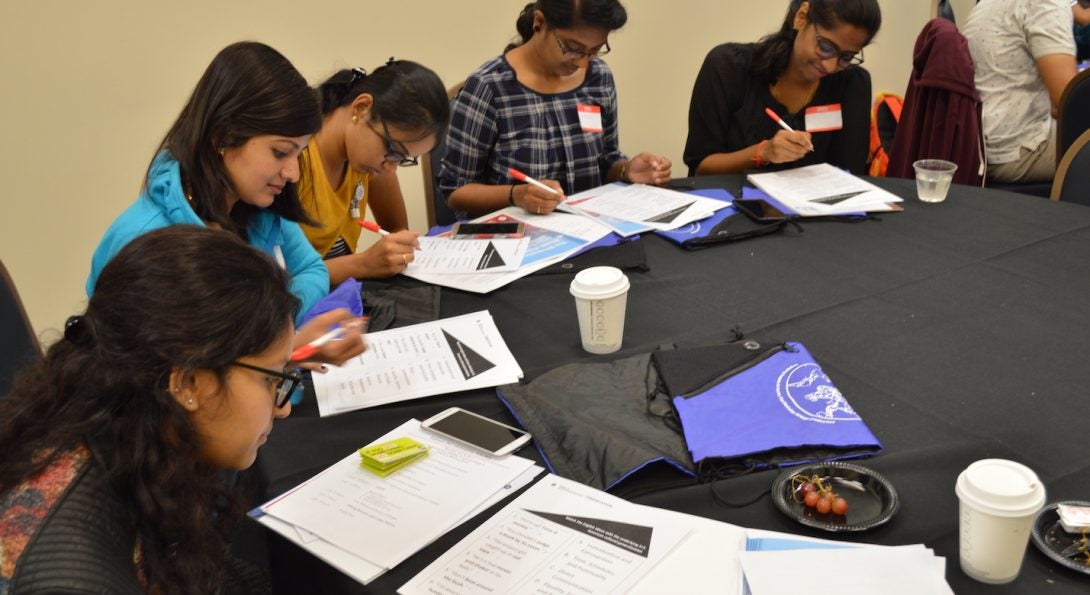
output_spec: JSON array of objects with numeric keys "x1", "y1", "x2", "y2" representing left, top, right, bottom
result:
[{"x1": 320, "y1": 365, "x2": 328, "y2": 372}]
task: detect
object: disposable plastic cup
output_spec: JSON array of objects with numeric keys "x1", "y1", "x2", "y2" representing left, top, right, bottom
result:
[
  {"x1": 955, "y1": 459, "x2": 1046, "y2": 584},
  {"x1": 569, "y1": 266, "x2": 630, "y2": 354},
  {"x1": 913, "y1": 159, "x2": 958, "y2": 203}
]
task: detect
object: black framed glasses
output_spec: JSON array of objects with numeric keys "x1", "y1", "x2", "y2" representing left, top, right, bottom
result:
[
  {"x1": 231, "y1": 361, "x2": 302, "y2": 408},
  {"x1": 368, "y1": 121, "x2": 419, "y2": 167},
  {"x1": 552, "y1": 31, "x2": 611, "y2": 60},
  {"x1": 812, "y1": 23, "x2": 864, "y2": 67}
]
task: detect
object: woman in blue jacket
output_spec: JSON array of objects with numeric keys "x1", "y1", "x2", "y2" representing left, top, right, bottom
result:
[{"x1": 88, "y1": 43, "x2": 325, "y2": 320}]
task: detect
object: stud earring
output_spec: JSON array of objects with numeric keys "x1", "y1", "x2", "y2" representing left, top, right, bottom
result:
[
  {"x1": 351, "y1": 114, "x2": 359, "y2": 124},
  {"x1": 186, "y1": 399, "x2": 194, "y2": 406},
  {"x1": 218, "y1": 147, "x2": 225, "y2": 156}
]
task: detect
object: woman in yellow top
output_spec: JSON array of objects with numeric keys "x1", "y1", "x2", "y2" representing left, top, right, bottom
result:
[{"x1": 298, "y1": 60, "x2": 449, "y2": 284}]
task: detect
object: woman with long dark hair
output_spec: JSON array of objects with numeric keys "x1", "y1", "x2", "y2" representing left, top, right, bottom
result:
[
  {"x1": 1, "y1": 226, "x2": 298, "y2": 592},
  {"x1": 86, "y1": 41, "x2": 363, "y2": 365},
  {"x1": 685, "y1": 0, "x2": 881, "y2": 176},
  {"x1": 299, "y1": 59, "x2": 449, "y2": 282},
  {"x1": 439, "y1": 0, "x2": 672, "y2": 218}
]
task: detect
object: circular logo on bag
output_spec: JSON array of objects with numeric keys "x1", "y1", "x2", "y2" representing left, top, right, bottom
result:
[
  {"x1": 675, "y1": 221, "x2": 702, "y2": 236},
  {"x1": 776, "y1": 363, "x2": 859, "y2": 424}
]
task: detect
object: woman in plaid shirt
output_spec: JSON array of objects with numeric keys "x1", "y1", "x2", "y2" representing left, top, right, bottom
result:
[{"x1": 439, "y1": 0, "x2": 672, "y2": 217}]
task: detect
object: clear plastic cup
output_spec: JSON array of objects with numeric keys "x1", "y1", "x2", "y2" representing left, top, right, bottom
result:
[
  {"x1": 569, "y1": 266, "x2": 630, "y2": 354},
  {"x1": 913, "y1": 159, "x2": 958, "y2": 203},
  {"x1": 955, "y1": 459, "x2": 1046, "y2": 584}
]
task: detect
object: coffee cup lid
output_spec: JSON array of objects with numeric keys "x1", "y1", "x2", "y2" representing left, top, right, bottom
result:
[
  {"x1": 955, "y1": 459, "x2": 1046, "y2": 517},
  {"x1": 570, "y1": 266, "x2": 630, "y2": 300}
]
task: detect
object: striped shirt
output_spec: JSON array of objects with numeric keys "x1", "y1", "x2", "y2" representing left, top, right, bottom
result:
[{"x1": 438, "y1": 55, "x2": 627, "y2": 205}]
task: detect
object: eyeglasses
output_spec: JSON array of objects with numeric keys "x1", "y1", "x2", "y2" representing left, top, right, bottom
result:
[
  {"x1": 811, "y1": 23, "x2": 865, "y2": 67},
  {"x1": 231, "y1": 361, "x2": 302, "y2": 408},
  {"x1": 552, "y1": 31, "x2": 611, "y2": 60},
  {"x1": 368, "y1": 120, "x2": 419, "y2": 167}
]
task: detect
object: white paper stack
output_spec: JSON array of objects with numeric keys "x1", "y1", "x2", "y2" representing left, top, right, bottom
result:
[
  {"x1": 562, "y1": 183, "x2": 729, "y2": 236},
  {"x1": 313, "y1": 311, "x2": 523, "y2": 416},
  {"x1": 746, "y1": 163, "x2": 903, "y2": 216},
  {"x1": 253, "y1": 419, "x2": 543, "y2": 586}
]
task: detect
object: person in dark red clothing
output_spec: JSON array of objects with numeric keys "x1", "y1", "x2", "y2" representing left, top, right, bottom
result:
[{"x1": 887, "y1": 18, "x2": 985, "y2": 187}]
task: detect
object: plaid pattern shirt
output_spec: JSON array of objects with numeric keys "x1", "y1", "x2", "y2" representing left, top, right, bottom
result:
[{"x1": 438, "y1": 55, "x2": 627, "y2": 204}]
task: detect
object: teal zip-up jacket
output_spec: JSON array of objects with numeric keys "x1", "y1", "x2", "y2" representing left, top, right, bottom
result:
[{"x1": 87, "y1": 151, "x2": 328, "y2": 325}]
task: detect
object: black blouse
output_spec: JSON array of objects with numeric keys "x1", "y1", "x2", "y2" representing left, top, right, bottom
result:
[{"x1": 684, "y1": 43, "x2": 872, "y2": 176}]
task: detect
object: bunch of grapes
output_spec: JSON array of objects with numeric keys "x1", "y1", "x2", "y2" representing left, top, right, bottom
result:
[{"x1": 792, "y1": 474, "x2": 848, "y2": 516}]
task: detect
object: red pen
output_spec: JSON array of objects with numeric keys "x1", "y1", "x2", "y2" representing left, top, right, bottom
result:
[
  {"x1": 507, "y1": 168, "x2": 560, "y2": 195},
  {"x1": 764, "y1": 107, "x2": 814, "y2": 151},
  {"x1": 290, "y1": 318, "x2": 368, "y2": 362},
  {"x1": 358, "y1": 220, "x2": 390, "y2": 236}
]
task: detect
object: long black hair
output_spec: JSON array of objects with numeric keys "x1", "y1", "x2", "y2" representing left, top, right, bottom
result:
[
  {"x1": 155, "y1": 41, "x2": 322, "y2": 238},
  {"x1": 750, "y1": 0, "x2": 881, "y2": 84},
  {"x1": 316, "y1": 59, "x2": 450, "y2": 141},
  {"x1": 507, "y1": 0, "x2": 629, "y2": 51},
  {"x1": 0, "y1": 226, "x2": 299, "y2": 593}
]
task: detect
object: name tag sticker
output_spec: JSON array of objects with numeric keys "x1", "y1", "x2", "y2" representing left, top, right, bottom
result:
[
  {"x1": 805, "y1": 104, "x2": 843, "y2": 132},
  {"x1": 577, "y1": 104, "x2": 603, "y2": 133}
]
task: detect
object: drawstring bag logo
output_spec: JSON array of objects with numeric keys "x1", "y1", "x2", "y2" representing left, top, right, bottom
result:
[{"x1": 776, "y1": 363, "x2": 860, "y2": 424}]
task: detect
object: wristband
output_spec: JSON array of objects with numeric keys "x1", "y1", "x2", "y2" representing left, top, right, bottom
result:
[
  {"x1": 752, "y1": 140, "x2": 769, "y2": 167},
  {"x1": 620, "y1": 161, "x2": 630, "y2": 183},
  {"x1": 508, "y1": 184, "x2": 516, "y2": 206}
]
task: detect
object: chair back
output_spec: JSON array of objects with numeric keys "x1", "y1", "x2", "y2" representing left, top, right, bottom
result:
[
  {"x1": 937, "y1": 0, "x2": 956, "y2": 24},
  {"x1": 1050, "y1": 127, "x2": 1090, "y2": 205},
  {"x1": 1056, "y1": 68, "x2": 1090, "y2": 166},
  {"x1": 421, "y1": 79, "x2": 466, "y2": 228},
  {"x1": 1, "y1": 258, "x2": 40, "y2": 397}
]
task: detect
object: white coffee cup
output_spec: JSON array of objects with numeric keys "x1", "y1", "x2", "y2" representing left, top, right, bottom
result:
[
  {"x1": 955, "y1": 459, "x2": 1046, "y2": 584},
  {"x1": 569, "y1": 266, "x2": 630, "y2": 354}
]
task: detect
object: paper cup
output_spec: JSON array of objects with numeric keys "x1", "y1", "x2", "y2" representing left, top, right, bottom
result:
[
  {"x1": 955, "y1": 459, "x2": 1046, "y2": 584},
  {"x1": 569, "y1": 266, "x2": 630, "y2": 354}
]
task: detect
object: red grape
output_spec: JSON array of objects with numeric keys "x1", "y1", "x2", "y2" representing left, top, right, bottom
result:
[
  {"x1": 801, "y1": 482, "x2": 817, "y2": 494},
  {"x1": 804, "y1": 491, "x2": 821, "y2": 508},
  {"x1": 815, "y1": 495, "x2": 832, "y2": 514},
  {"x1": 831, "y1": 497, "x2": 849, "y2": 515}
]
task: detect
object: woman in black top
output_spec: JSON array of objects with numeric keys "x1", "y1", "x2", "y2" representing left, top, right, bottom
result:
[{"x1": 684, "y1": 0, "x2": 881, "y2": 176}]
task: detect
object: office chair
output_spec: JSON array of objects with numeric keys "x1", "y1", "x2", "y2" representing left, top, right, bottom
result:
[
  {"x1": 1056, "y1": 68, "x2": 1090, "y2": 166},
  {"x1": 1, "y1": 258, "x2": 41, "y2": 397},
  {"x1": 1050, "y1": 127, "x2": 1090, "y2": 205},
  {"x1": 421, "y1": 80, "x2": 467, "y2": 228},
  {"x1": 937, "y1": 0, "x2": 955, "y2": 24}
]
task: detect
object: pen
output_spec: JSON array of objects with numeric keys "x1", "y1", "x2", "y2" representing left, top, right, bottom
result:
[
  {"x1": 358, "y1": 220, "x2": 390, "y2": 236},
  {"x1": 290, "y1": 318, "x2": 368, "y2": 361},
  {"x1": 507, "y1": 168, "x2": 560, "y2": 195},
  {"x1": 764, "y1": 107, "x2": 814, "y2": 151}
]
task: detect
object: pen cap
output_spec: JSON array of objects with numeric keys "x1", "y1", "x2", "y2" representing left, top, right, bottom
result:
[{"x1": 569, "y1": 266, "x2": 629, "y2": 300}]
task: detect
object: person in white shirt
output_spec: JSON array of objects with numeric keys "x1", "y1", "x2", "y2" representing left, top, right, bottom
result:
[{"x1": 964, "y1": 0, "x2": 1077, "y2": 183}]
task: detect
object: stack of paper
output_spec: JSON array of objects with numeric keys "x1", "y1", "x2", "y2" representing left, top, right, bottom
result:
[
  {"x1": 313, "y1": 311, "x2": 523, "y2": 416},
  {"x1": 746, "y1": 163, "x2": 903, "y2": 216},
  {"x1": 562, "y1": 183, "x2": 730, "y2": 237},
  {"x1": 741, "y1": 530, "x2": 953, "y2": 595},
  {"x1": 253, "y1": 419, "x2": 543, "y2": 586},
  {"x1": 405, "y1": 208, "x2": 611, "y2": 293},
  {"x1": 407, "y1": 236, "x2": 529, "y2": 274}
]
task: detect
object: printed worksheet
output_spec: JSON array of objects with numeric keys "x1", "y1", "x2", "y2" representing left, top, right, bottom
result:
[
  {"x1": 260, "y1": 419, "x2": 536, "y2": 571},
  {"x1": 408, "y1": 237, "x2": 529, "y2": 274},
  {"x1": 399, "y1": 475, "x2": 692, "y2": 595},
  {"x1": 313, "y1": 311, "x2": 522, "y2": 416},
  {"x1": 563, "y1": 184, "x2": 727, "y2": 231},
  {"x1": 746, "y1": 163, "x2": 903, "y2": 216}
]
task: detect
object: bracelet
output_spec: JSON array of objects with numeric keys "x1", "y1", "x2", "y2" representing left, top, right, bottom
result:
[
  {"x1": 619, "y1": 161, "x2": 630, "y2": 183},
  {"x1": 752, "y1": 140, "x2": 769, "y2": 167},
  {"x1": 508, "y1": 184, "x2": 517, "y2": 206}
]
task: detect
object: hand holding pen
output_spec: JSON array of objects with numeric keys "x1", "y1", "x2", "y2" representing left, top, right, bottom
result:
[
  {"x1": 358, "y1": 220, "x2": 420, "y2": 274},
  {"x1": 508, "y1": 168, "x2": 564, "y2": 215},
  {"x1": 291, "y1": 310, "x2": 368, "y2": 371},
  {"x1": 763, "y1": 107, "x2": 814, "y2": 163}
]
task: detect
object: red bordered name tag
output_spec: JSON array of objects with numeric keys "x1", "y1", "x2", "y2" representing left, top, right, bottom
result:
[
  {"x1": 577, "y1": 104, "x2": 603, "y2": 133},
  {"x1": 805, "y1": 103, "x2": 843, "y2": 132}
]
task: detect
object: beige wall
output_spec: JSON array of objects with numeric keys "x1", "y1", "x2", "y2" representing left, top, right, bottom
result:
[{"x1": 0, "y1": 0, "x2": 930, "y2": 339}]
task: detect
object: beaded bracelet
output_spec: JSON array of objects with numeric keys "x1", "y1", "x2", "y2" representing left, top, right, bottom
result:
[{"x1": 752, "y1": 140, "x2": 769, "y2": 167}]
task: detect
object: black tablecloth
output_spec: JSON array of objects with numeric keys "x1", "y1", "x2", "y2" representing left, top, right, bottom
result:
[{"x1": 252, "y1": 177, "x2": 1090, "y2": 594}]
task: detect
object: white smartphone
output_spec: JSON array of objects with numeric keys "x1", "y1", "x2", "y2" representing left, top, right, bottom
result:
[{"x1": 420, "y1": 407, "x2": 532, "y2": 456}]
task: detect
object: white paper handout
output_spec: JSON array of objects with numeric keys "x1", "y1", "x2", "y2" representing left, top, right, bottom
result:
[
  {"x1": 258, "y1": 419, "x2": 538, "y2": 573},
  {"x1": 399, "y1": 474, "x2": 693, "y2": 595},
  {"x1": 405, "y1": 209, "x2": 611, "y2": 294},
  {"x1": 408, "y1": 236, "x2": 529, "y2": 274},
  {"x1": 746, "y1": 163, "x2": 903, "y2": 216},
  {"x1": 313, "y1": 311, "x2": 522, "y2": 416},
  {"x1": 563, "y1": 183, "x2": 728, "y2": 232}
]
